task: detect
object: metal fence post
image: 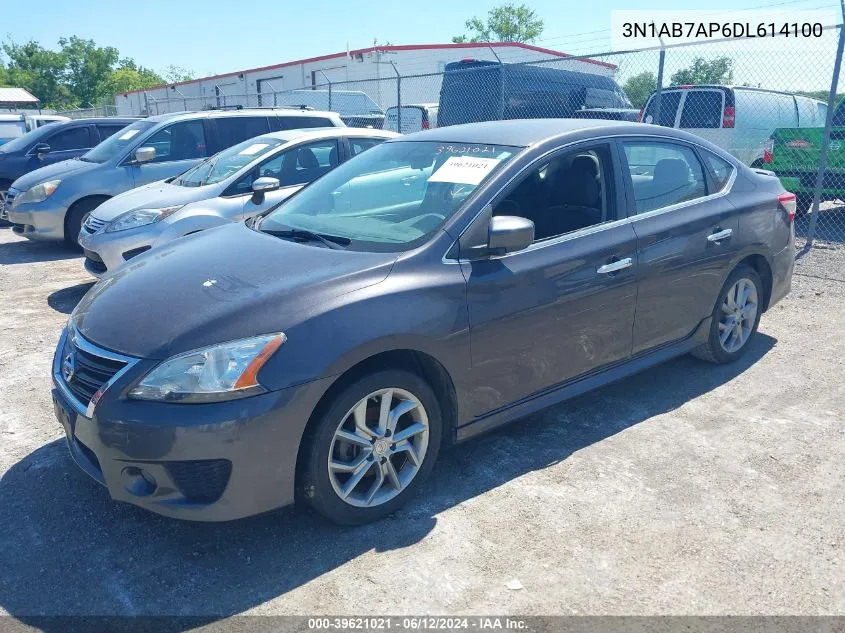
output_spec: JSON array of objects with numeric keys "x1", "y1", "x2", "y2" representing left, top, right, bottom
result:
[
  {"x1": 653, "y1": 40, "x2": 666, "y2": 125},
  {"x1": 488, "y1": 46, "x2": 505, "y2": 120},
  {"x1": 806, "y1": 22, "x2": 845, "y2": 247}
]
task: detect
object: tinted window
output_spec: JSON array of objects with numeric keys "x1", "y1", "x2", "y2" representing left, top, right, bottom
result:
[
  {"x1": 702, "y1": 151, "x2": 734, "y2": 191},
  {"x1": 623, "y1": 141, "x2": 707, "y2": 214},
  {"x1": 679, "y1": 91, "x2": 723, "y2": 128},
  {"x1": 47, "y1": 126, "x2": 92, "y2": 151},
  {"x1": 350, "y1": 138, "x2": 386, "y2": 156},
  {"x1": 493, "y1": 146, "x2": 612, "y2": 241},
  {"x1": 96, "y1": 124, "x2": 129, "y2": 142},
  {"x1": 275, "y1": 116, "x2": 334, "y2": 130},
  {"x1": 229, "y1": 139, "x2": 340, "y2": 194},
  {"x1": 143, "y1": 121, "x2": 208, "y2": 163},
  {"x1": 175, "y1": 136, "x2": 284, "y2": 188},
  {"x1": 214, "y1": 117, "x2": 270, "y2": 149},
  {"x1": 643, "y1": 91, "x2": 682, "y2": 127}
]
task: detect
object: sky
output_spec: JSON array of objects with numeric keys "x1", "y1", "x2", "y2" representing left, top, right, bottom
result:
[{"x1": 2, "y1": 0, "x2": 841, "y2": 78}]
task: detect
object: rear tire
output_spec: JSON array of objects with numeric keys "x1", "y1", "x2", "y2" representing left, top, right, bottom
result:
[
  {"x1": 693, "y1": 264, "x2": 763, "y2": 364},
  {"x1": 298, "y1": 369, "x2": 442, "y2": 525},
  {"x1": 65, "y1": 197, "x2": 107, "y2": 247}
]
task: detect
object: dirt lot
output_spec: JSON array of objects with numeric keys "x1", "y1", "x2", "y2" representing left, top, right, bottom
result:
[{"x1": 0, "y1": 224, "x2": 844, "y2": 622}]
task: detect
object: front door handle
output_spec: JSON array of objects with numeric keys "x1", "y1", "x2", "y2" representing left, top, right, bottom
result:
[
  {"x1": 597, "y1": 257, "x2": 633, "y2": 274},
  {"x1": 707, "y1": 228, "x2": 733, "y2": 243}
]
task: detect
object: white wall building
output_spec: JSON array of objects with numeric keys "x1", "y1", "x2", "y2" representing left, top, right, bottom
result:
[{"x1": 115, "y1": 42, "x2": 617, "y2": 116}]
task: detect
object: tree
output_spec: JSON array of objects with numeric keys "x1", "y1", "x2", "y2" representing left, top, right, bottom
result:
[
  {"x1": 100, "y1": 59, "x2": 163, "y2": 96},
  {"x1": 623, "y1": 71, "x2": 657, "y2": 109},
  {"x1": 164, "y1": 64, "x2": 194, "y2": 84},
  {"x1": 452, "y1": 3, "x2": 544, "y2": 43},
  {"x1": 2, "y1": 40, "x2": 73, "y2": 107},
  {"x1": 670, "y1": 56, "x2": 734, "y2": 86},
  {"x1": 59, "y1": 36, "x2": 119, "y2": 106}
]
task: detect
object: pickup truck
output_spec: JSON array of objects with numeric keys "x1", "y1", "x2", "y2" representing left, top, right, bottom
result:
[{"x1": 763, "y1": 97, "x2": 845, "y2": 214}]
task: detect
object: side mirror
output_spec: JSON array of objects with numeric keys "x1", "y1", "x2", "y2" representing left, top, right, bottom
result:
[
  {"x1": 33, "y1": 143, "x2": 51, "y2": 157},
  {"x1": 488, "y1": 215, "x2": 534, "y2": 255},
  {"x1": 134, "y1": 146, "x2": 156, "y2": 164},
  {"x1": 251, "y1": 176, "x2": 280, "y2": 204}
]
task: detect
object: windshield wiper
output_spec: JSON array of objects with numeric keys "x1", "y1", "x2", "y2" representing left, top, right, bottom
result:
[{"x1": 262, "y1": 227, "x2": 350, "y2": 250}]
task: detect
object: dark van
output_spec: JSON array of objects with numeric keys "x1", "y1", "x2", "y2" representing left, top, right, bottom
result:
[{"x1": 438, "y1": 59, "x2": 636, "y2": 126}]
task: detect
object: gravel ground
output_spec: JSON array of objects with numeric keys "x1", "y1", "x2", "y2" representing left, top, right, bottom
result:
[{"x1": 0, "y1": 225, "x2": 844, "y2": 622}]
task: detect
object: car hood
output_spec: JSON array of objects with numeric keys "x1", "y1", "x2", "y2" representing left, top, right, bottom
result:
[
  {"x1": 11, "y1": 158, "x2": 98, "y2": 190},
  {"x1": 89, "y1": 180, "x2": 219, "y2": 221},
  {"x1": 72, "y1": 223, "x2": 398, "y2": 359}
]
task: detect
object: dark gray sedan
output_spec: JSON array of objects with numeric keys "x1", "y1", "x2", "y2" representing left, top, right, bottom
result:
[{"x1": 52, "y1": 119, "x2": 795, "y2": 524}]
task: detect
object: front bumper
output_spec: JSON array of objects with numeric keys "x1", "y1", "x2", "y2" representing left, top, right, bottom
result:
[
  {"x1": 52, "y1": 328, "x2": 335, "y2": 521},
  {"x1": 78, "y1": 224, "x2": 154, "y2": 276},
  {"x1": 8, "y1": 200, "x2": 69, "y2": 241}
]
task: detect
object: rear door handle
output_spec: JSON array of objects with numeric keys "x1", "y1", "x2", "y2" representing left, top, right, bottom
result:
[
  {"x1": 707, "y1": 228, "x2": 733, "y2": 243},
  {"x1": 597, "y1": 257, "x2": 633, "y2": 274}
]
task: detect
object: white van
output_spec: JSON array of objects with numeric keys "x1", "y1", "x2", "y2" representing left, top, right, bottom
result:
[
  {"x1": 384, "y1": 104, "x2": 439, "y2": 134},
  {"x1": 640, "y1": 86, "x2": 827, "y2": 166}
]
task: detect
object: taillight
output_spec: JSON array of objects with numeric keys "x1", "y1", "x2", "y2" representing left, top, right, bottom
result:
[
  {"x1": 722, "y1": 105, "x2": 735, "y2": 128},
  {"x1": 763, "y1": 138, "x2": 774, "y2": 163},
  {"x1": 422, "y1": 118, "x2": 429, "y2": 129},
  {"x1": 637, "y1": 107, "x2": 644, "y2": 122},
  {"x1": 778, "y1": 192, "x2": 797, "y2": 222}
]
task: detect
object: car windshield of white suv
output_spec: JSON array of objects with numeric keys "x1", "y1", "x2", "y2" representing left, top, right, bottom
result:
[
  {"x1": 0, "y1": 121, "x2": 27, "y2": 143},
  {"x1": 173, "y1": 136, "x2": 285, "y2": 187},
  {"x1": 258, "y1": 140, "x2": 518, "y2": 252},
  {"x1": 81, "y1": 120, "x2": 155, "y2": 163}
]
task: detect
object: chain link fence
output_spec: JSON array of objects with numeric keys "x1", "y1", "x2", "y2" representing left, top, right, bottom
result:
[
  {"x1": 53, "y1": 104, "x2": 119, "y2": 119},
  {"x1": 124, "y1": 31, "x2": 845, "y2": 279}
]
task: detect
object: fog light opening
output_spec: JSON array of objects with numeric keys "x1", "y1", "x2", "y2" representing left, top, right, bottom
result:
[{"x1": 121, "y1": 466, "x2": 157, "y2": 497}]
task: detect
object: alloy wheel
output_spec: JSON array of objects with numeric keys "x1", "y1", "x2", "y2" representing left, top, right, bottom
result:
[
  {"x1": 328, "y1": 387, "x2": 429, "y2": 508},
  {"x1": 718, "y1": 277, "x2": 758, "y2": 353}
]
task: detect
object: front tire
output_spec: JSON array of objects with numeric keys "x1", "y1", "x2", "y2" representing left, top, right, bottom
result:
[
  {"x1": 299, "y1": 369, "x2": 442, "y2": 525},
  {"x1": 693, "y1": 264, "x2": 763, "y2": 364},
  {"x1": 65, "y1": 197, "x2": 107, "y2": 247}
]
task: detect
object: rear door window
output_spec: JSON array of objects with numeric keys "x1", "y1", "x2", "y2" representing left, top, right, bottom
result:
[
  {"x1": 643, "y1": 91, "x2": 682, "y2": 127},
  {"x1": 274, "y1": 116, "x2": 334, "y2": 130},
  {"x1": 622, "y1": 141, "x2": 708, "y2": 214},
  {"x1": 214, "y1": 117, "x2": 271, "y2": 149},
  {"x1": 701, "y1": 151, "x2": 734, "y2": 191},
  {"x1": 95, "y1": 124, "x2": 129, "y2": 143},
  {"x1": 47, "y1": 126, "x2": 92, "y2": 151},
  {"x1": 679, "y1": 90, "x2": 724, "y2": 129}
]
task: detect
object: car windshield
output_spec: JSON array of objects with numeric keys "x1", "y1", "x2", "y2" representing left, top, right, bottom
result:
[
  {"x1": 81, "y1": 120, "x2": 155, "y2": 163},
  {"x1": 0, "y1": 123, "x2": 53, "y2": 153},
  {"x1": 0, "y1": 120, "x2": 26, "y2": 143},
  {"x1": 173, "y1": 136, "x2": 285, "y2": 187},
  {"x1": 258, "y1": 140, "x2": 519, "y2": 252}
]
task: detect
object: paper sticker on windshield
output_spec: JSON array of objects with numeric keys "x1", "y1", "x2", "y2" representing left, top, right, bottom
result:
[
  {"x1": 428, "y1": 156, "x2": 501, "y2": 185},
  {"x1": 238, "y1": 143, "x2": 270, "y2": 156},
  {"x1": 118, "y1": 129, "x2": 140, "y2": 141}
]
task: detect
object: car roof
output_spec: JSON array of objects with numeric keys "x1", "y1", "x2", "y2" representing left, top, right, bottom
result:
[
  {"x1": 58, "y1": 117, "x2": 139, "y2": 126},
  {"x1": 254, "y1": 127, "x2": 400, "y2": 144},
  {"x1": 387, "y1": 118, "x2": 729, "y2": 151},
  {"x1": 144, "y1": 108, "x2": 341, "y2": 124}
]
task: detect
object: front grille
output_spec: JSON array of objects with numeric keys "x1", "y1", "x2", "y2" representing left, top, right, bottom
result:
[
  {"x1": 60, "y1": 331, "x2": 128, "y2": 409},
  {"x1": 166, "y1": 460, "x2": 233, "y2": 503},
  {"x1": 82, "y1": 215, "x2": 107, "y2": 234}
]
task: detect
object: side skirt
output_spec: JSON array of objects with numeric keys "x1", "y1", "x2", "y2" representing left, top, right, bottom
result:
[{"x1": 455, "y1": 317, "x2": 711, "y2": 442}]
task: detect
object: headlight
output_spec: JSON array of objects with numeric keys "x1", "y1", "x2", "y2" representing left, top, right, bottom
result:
[
  {"x1": 128, "y1": 333, "x2": 285, "y2": 403},
  {"x1": 15, "y1": 180, "x2": 61, "y2": 205},
  {"x1": 105, "y1": 205, "x2": 184, "y2": 233}
]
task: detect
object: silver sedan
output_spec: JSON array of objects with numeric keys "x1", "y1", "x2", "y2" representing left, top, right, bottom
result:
[{"x1": 78, "y1": 127, "x2": 398, "y2": 277}]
